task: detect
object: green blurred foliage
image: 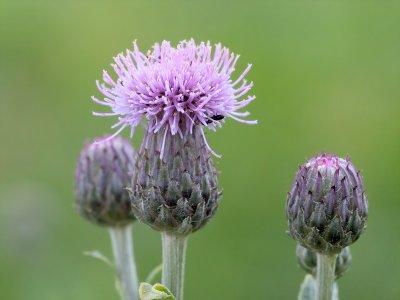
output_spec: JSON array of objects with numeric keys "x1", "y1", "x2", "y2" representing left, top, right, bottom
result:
[{"x1": 0, "y1": 1, "x2": 399, "y2": 299}]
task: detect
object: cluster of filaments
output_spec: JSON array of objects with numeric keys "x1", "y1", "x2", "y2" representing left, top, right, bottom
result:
[{"x1": 93, "y1": 40, "x2": 256, "y2": 144}]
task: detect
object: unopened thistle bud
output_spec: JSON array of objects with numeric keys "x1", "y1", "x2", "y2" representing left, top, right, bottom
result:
[
  {"x1": 130, "y1": 127, "x2": 222, "y2": 236},
  {"x1": 296, "y1": 244, "x2": 351, "y2": 279},
  {"x1": 74, "y1": 136, "x2": 136, "y2": 227},
  {"x1": 286, "y1": 154, "x2": 368, "y2": 254}
]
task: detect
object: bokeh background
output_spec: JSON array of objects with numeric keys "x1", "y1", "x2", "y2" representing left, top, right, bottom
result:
[{"x1": 1, "y1": 1, "x2": 399, "y2": 299}]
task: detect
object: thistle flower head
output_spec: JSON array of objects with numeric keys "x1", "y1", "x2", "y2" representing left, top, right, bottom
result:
[
  {"x1": 286, "y1": 153, "x2": 368, "y2": 254},
  {"x1": 74, "y1": 136, "x2": 136, "y2": 227},
  {"x1": 93, "y1": 39, "x2": 256, "y2": 153}
]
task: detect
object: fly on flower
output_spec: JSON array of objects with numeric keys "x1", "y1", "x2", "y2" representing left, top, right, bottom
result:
[{"x1": 92, "y1": 39, "x2": 256, "y2": 156}]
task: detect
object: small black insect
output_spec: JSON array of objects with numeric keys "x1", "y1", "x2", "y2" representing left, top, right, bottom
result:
[
  {"x1": 206, "y1": 115, "x2": 225, "y2": 124},
  {"x1": 211, "y1": 115, "x2": 225, "y2": 121}
]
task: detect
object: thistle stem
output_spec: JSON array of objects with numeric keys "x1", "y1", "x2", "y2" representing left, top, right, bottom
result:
[
  {"x1": 161, "y1": 232, "x2": 188, "y2": 300},
  {"x1": 109, "y1": 225, "x2": 139, "y2": 300},
  {"x1": 316, "y1": 253, "x2": 337, "y2": 300}
]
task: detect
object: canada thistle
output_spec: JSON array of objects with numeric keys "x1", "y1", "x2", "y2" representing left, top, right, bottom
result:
[
  {"x1": 74, "y1": 137, "x2": 139, "y2": 300},
  {"x1": 286, "y1": 154, "x2": 368, "y2": 254},
  {"x1": 74, "y1": 136, "x2": 136, "y2": 227},
  {"x1": 286, "y1": 153, "x2": 368, "y2": 300},
  {"x1": 93, "y1": 39, "x2": 256, "y2": 299},
  {"x1": 92, "y1": 39, "x2": 256, "y2": 146}
]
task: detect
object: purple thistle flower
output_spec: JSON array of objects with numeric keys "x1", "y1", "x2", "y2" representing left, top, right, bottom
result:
[{"x1": 92, "y1": 39, "x2": 256, "y2": 156}]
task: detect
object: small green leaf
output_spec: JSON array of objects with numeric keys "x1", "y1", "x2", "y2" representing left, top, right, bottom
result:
[
  {"x1": 83, "y1": 250, "x2": 113, "y2": 267},
  {"x1": 115, "y1": 278, "x2": 123, "y2": 299},
  {"x1": 139, "y1": 282, "x2": 175, "y2": 300},
  {"x1": 145, "y1": 264, "x2": 163, "y2": 283}
]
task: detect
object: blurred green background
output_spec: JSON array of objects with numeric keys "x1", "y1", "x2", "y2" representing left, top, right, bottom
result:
[{"x1": 1, "y1": 0, "x2": 399, "y2": 299}]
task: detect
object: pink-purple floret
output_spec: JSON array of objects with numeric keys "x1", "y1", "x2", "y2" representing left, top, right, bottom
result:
[{"x1": 92, "y1": 39, "x2": 257, "y2": 145}]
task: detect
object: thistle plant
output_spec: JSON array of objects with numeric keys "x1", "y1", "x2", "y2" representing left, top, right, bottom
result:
[
  {"x1": 286, "y1": 154, "x2": 368, "y2": 300},
  {"x1": 93, "y1": 39, "x2": 256, "y2": 299},
  {"x1": 71, "y1": 37, "x2": 373, "y2": 300},
  {"x1": 74, "y1": 136, "x2": 139, "y2": 300}
]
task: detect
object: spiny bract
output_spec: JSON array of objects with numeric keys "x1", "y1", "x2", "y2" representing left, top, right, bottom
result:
[{"x1": 129, "y1": 127, "x2": 222, "y2": 236}]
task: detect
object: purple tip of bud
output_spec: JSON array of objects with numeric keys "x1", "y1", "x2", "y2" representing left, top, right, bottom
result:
[
  {"x1": 92, "y1": 39, "x2": 257, "y2": 155},
  {"x1": 286, "y1": 153, "x2": 368, "y2": 254}
]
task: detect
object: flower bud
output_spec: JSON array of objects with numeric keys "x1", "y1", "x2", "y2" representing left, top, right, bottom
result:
[
  {"x1": 296, "y1": 244, "x2": 352, "y2": 279},
  {"x1": 130, "y1": 127, "x2": 222, "y2": 236},
  {"x1": 74, "y1": 136, "x2": 136, "y2": 227},
  {"x1": 286, "y1": 154, "x2": 368, "y2": 254}
]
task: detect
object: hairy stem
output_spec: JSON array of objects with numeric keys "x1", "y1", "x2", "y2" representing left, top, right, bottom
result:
[
  {"x1": 316, "y1": 253, "x2": 337, "y2": 300},
  {"x1": 109, "y1": 225, "x2": 139, "y2": 300},
  {"x1": 161, "y1": 232, "x2": 188, "y2": 300}
]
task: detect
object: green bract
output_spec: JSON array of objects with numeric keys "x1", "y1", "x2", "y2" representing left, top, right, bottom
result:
[{"x1": 130, "y1": 127, "x2": 222, "y2": 236}]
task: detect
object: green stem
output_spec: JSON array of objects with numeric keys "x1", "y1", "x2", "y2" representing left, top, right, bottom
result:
[
  {"x1": 161, "y1": 232, "x2": 188, "y2": 300},
  {"x1": 109, "y1": 225, "x2": 139, "y2": 300},
  {"x1": 316, "y1": 253, "x2": 337, "y2": 300}
]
